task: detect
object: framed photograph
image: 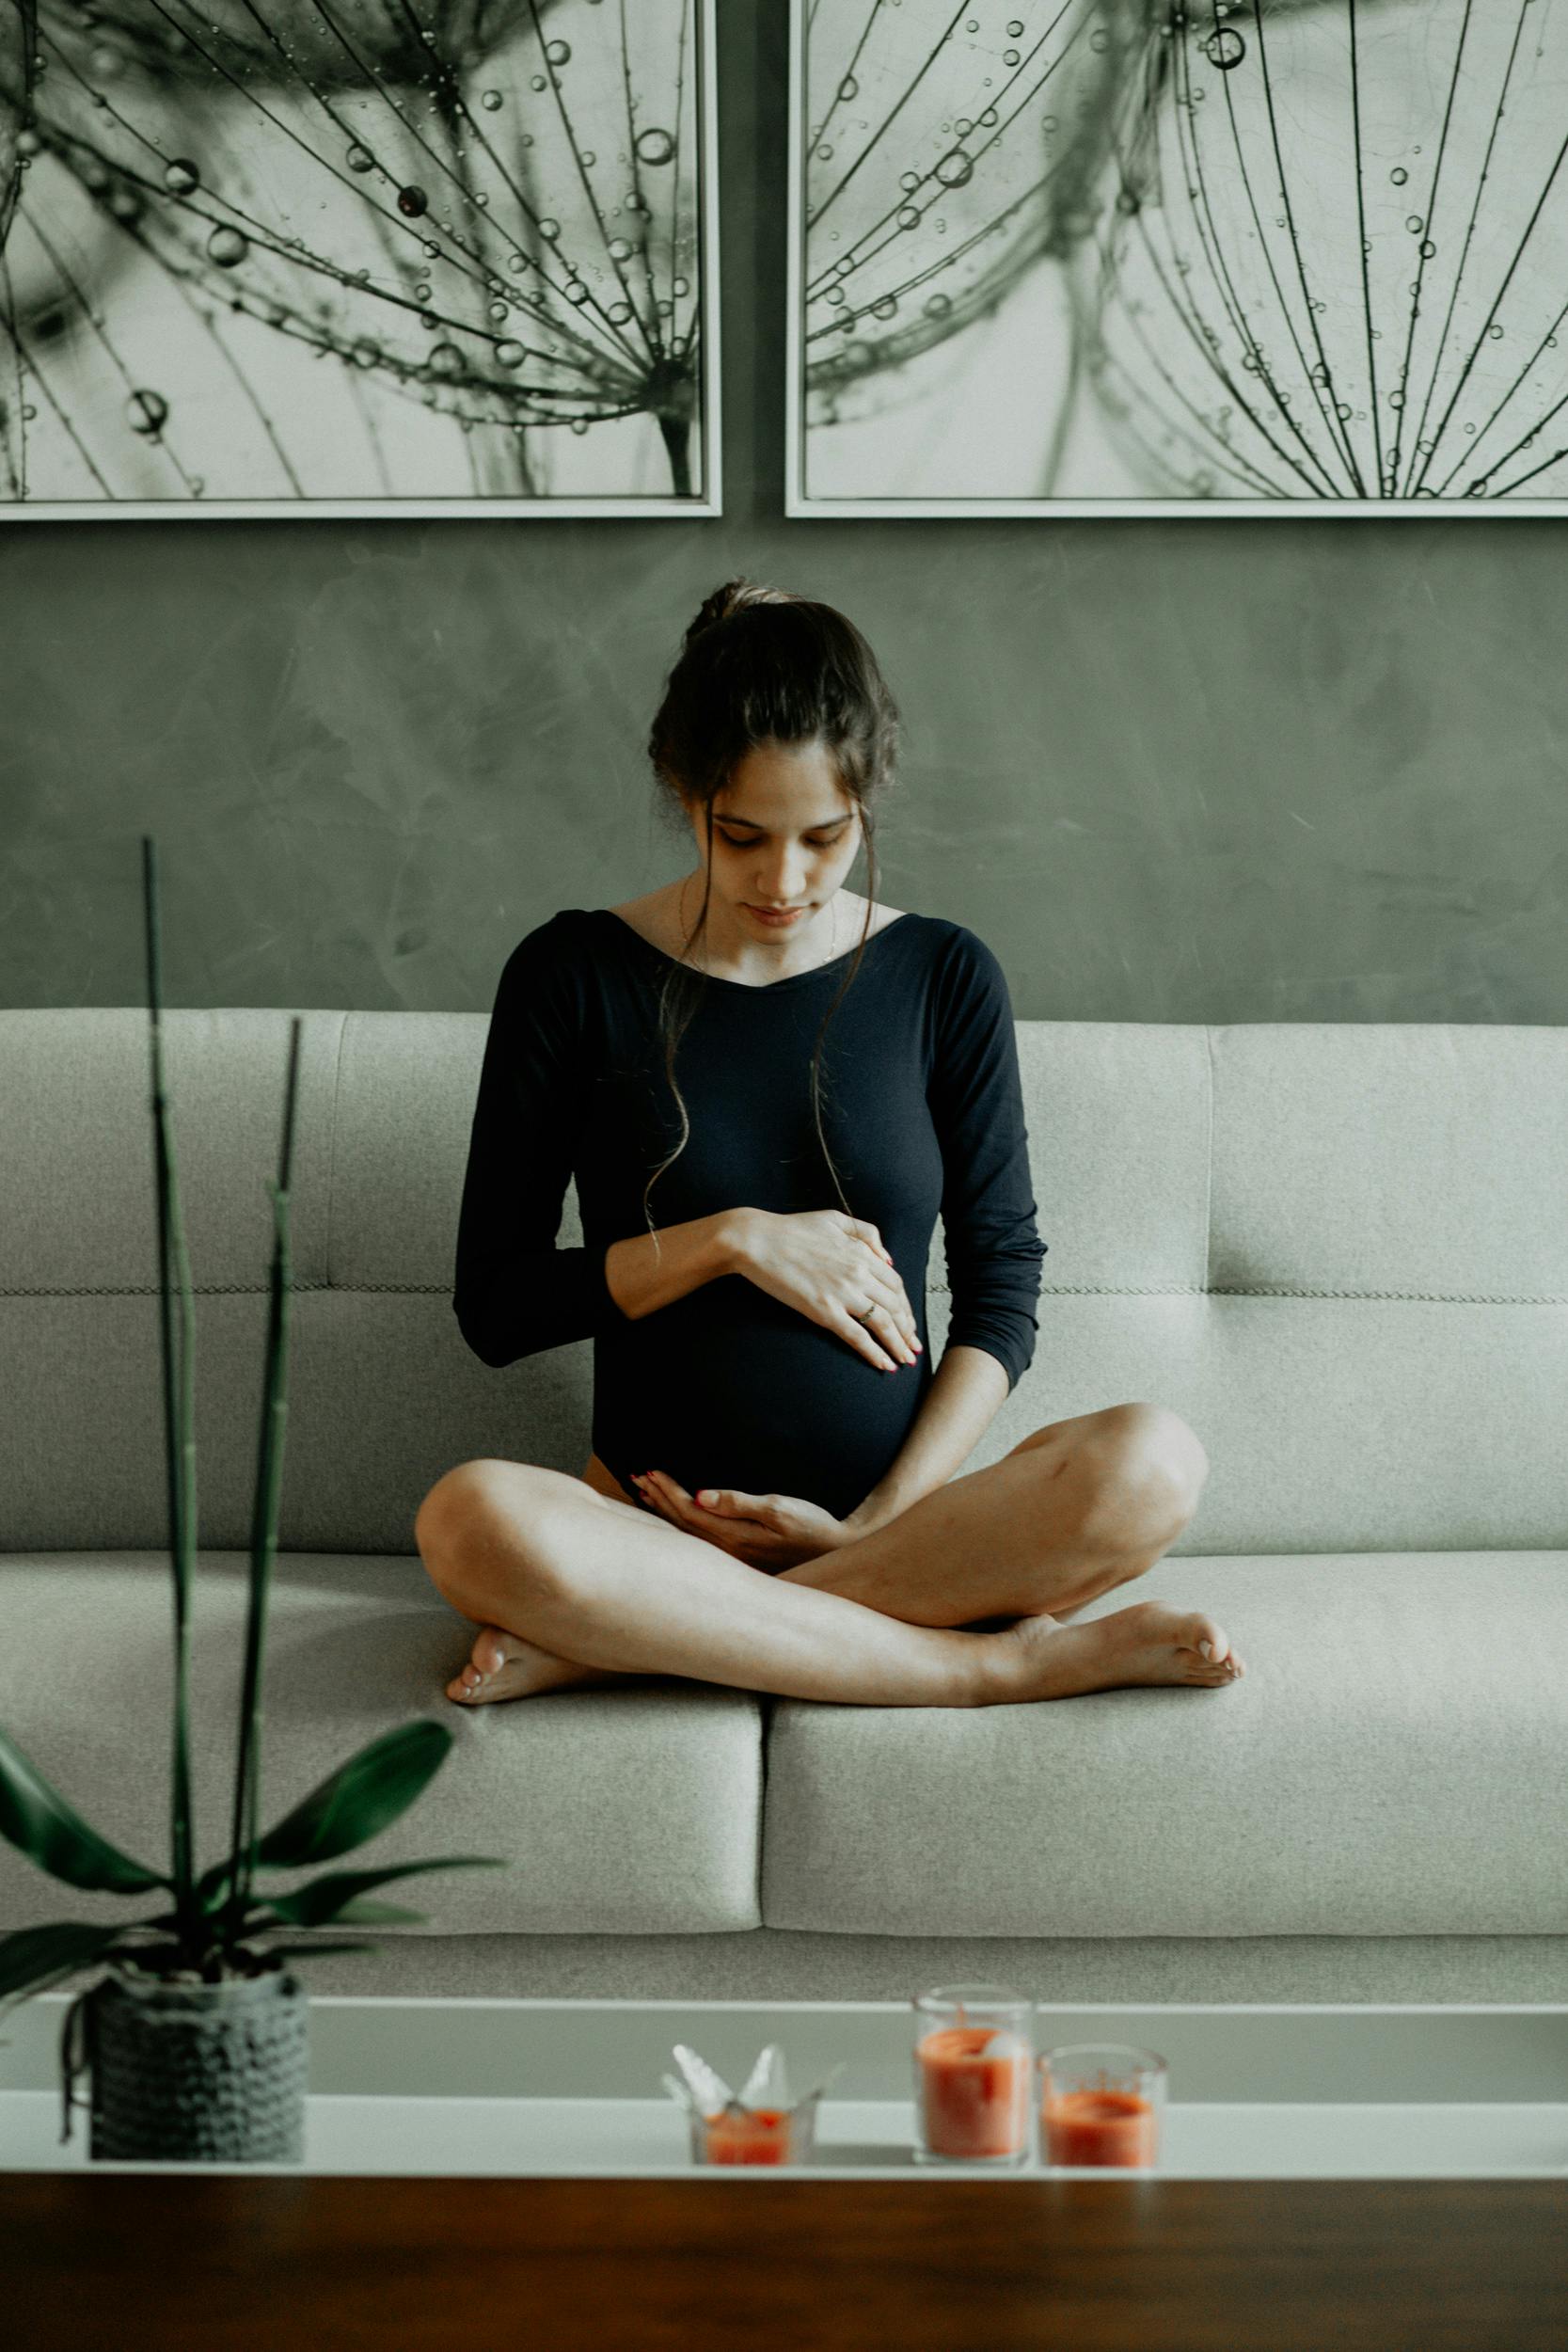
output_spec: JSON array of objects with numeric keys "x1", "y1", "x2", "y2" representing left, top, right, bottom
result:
[
  {"x1": 0, "y1": 0, "x2": 721, "y2": 518},
  {"x1": 786, "y1": 0, "x2": 1568, "y2": 517}
]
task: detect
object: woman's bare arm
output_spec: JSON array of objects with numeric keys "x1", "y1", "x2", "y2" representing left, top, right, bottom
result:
[
  {"x1": 603, "y1": 1212, "x2": 744, "y2": 1321},
  {"x1": 837, "y1": 1343, "x2": 1010, "y2": 1535}
]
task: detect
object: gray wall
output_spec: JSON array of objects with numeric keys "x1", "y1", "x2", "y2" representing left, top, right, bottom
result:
[{"x1": 2, "y1": 3, "x2": 1563, "y2": 1024}]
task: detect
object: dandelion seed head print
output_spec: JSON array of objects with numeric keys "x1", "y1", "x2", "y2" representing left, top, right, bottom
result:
[
  {"x1": 1081, "y1": 0, "x2": 1568, "y2": 500},
  {"x1": 798, "y1": 0, "x2": 1568, "y2": 505},
  {"x1": 804, "y1": 1, "x2": 1141, "y2": 430},
  {"x1": 0, "y1": 0, "x2": 710, "y2": 507}
]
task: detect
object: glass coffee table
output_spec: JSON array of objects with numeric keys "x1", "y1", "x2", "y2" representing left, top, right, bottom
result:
[{"x1": 2, "y1": 1995, "x2": 1564, "y2": 2177}]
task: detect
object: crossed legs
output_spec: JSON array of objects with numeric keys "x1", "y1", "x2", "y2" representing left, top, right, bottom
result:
[{"x1": 414, "y1": 1403, "x2": 1245, "y2": 1708}]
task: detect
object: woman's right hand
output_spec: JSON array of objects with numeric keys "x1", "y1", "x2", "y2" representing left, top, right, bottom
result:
[{"x1": 727, "y1": 1208, "x2": 923, "y2": 1372}]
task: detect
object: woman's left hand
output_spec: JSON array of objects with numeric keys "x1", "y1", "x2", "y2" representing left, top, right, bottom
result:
[{"x1": 630, "y1": 1470, "x2": 849, "y2": 1569}]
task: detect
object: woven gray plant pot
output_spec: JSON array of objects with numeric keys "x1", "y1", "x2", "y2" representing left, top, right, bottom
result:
[{"x1": 61, "y1": 1963, "x2": 309, "y2": 2163}]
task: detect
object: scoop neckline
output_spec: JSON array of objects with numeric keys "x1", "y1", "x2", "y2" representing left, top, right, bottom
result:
[{"x1": 597, "y1": 906, "x2": 911, "y2": 993}]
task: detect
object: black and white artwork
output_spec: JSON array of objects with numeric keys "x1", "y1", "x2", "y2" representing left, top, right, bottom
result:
[
  {"x1": 0, "y1": 0, "x2": 719, "y2": 517},
  {"x1": 788, "y1": 1, "x2": 1568, "y2": 516}
]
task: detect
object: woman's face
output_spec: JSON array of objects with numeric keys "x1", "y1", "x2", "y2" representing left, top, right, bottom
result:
[{"x1": 683, "y1": 739, "x2": 863, "y2": 940}]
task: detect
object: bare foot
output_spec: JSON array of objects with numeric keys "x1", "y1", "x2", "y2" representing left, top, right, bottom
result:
[
  {"x1": 999, "y1": 1599, "x2": 1247, "y2": 1703},
  {"x1": 446, "y1": 1626, "x2": 630, "y2": 1706}
]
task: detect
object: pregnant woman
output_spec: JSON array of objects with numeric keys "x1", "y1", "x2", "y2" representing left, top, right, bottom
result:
[{"x1": 416, "y1": 580, "x2": 1244, "y2": 1708}]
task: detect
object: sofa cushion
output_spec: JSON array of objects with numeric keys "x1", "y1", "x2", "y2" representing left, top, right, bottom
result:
[
  {"x1": 760, "y1": 1554, "x2": 1568, "y2": 1937},
  {"x1": 0, "y1": 1554, "x2": 764, "y2": 1938}
]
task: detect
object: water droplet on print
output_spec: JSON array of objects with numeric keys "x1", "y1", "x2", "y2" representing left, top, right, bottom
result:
[
  {"x1": 480, "y1": 89, "x2": 503, "y2": 110},
  {"x1": 1007, "y1": 18, "x2": 1024, "y2": 35},
  {"x1": 346, "y1": 144, "x2": 373, "y2": 172},
  {"x1": 1205, "y1": 27, "x2": 1245, "y2": 69},
  {"x1": 1419, "y1": 240, "x2": 1436, "y2": 259},
  {"x1": 1390, "y1": 167, "x2": 1408, "y2": 185},
  {"x1": 1004, "y1": 49, "x2": 1020, "y2": 66},
  {"x1": 207, "y1": 226, "x2": 248, "y2": 267},
  {"x1": 488, "y1": 301, "x2": 509, "y2": 322},
  {"x1": 1489, "y1": 324, "x2": 1504, "y2": 339},
  {"x1": 126, "y1": 389, "x2": 168, "y2": 437},
  {"x1": 935, "y1": 150, "x2": 973, "y2": 188},
  {"x1": 546, "y1": 40, "x2": 571, "y2": 66},
  {"x1": 872, "y1": 294, "x2": 896, "y2": 319},
  {"x1": 897, "y1": 205, "x2": 920, "y2": 230},
  {"x1": 427, "y1": 342, "x2": 465, "y2": 375},
  {"x1": 673, "y1": 275, "x2": 689, "y2": 296},
  {"x1": 635, "y1": 127, "x2": 675, "y2": 167},
  {"x1": 530, "y1": 73, "x2": 546, "y2": 92},
  {"x1": 1405, "y1": 215, "x2": 1422, "y2": 233},
  {"x1": 564, "y1": 280, "x2": 589, "y2": 305},
  {"x1": 397, "y1": 185, "x2": 429, "y2": 217},
  {"x1": 839, "y1": 75, "x2": 858, "y2": 101},
  {"x1": 495, "y1": 340, "x2": 525, "y2": 367},
  {"x1": 571, "y1": 417, "x2": 589, "y2": 435},
  {"x1": 539, "y1": 217, "x2": 560, "y2": 240},
  {"x1": 163, "y1": 158, "x2": 199, "y2": 195},
  {"x1": 924, "y1": 291, "x2": 951, "y2": 317},
  {"x1": 608, "y1": 300, "x2": 634, "y2": 324}
]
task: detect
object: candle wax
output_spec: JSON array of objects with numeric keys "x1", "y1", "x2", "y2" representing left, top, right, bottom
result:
[
  {"x1": 1042, "y1": 2088, "x2": 1158, "y2": 2168},
  {"x1": 917, "y1": 2026, "x2": 1030, "y2": 2159},
  {"x1": 703, "y1": 2106, "x2": 794, "y2": 2165}
]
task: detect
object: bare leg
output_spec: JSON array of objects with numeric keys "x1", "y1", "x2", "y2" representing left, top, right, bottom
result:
[{"x1": 416, "y1": 1406, "x2": 1243, "y2": 1708}]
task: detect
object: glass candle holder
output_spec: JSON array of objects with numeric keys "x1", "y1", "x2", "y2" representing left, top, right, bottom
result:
[
  {"x1": 1037, "y1": 2043, "x2": 1167, "y2": 2169},
  {"x1": 689, "y1": 2097, "x2": 819, "y2": 2167},
  {"x1": 912, "y1": 1983, "x2": 1034, "y2": 2167}
]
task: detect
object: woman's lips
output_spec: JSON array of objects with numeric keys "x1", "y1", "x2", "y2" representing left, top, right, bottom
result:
[{"x1": 746, "y1": 904, "x2": 808, "y2": 923}]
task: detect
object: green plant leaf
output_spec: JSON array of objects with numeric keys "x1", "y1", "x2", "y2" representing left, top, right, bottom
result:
[
  {"x1": 0, "y1": 1920, "x2": 139, "y2": 2010},
  {"x1": 0, "y1": 1726, "x2": 169, "y2": 1894},
  {"x1": 243, "y1": 1720, "x2": 457, "y2": 1871},
  {"x1": 243, "y1": 1854, "x2": 509, "y2": 1929}
]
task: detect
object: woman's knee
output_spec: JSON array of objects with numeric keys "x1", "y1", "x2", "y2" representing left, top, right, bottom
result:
[
  {"x1": 414, "y1": 1458, "x2": 571, "y2": 1598},
  {"x1": 1073, "y1": 1404, "x2": 1210, "y2": 1549}
]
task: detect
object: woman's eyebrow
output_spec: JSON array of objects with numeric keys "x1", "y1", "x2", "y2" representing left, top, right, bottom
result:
[{"x1": 716, "y1": 813, "x2": 852, "y2": 832}]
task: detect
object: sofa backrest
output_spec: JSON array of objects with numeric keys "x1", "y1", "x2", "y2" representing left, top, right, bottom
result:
[{"x1": 2, "y1": 1009, "x2": 1564, "y2": 1556}]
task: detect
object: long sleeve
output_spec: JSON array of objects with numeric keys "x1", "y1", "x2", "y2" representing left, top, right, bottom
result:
[
  {"x1": 926, "y1": 928, "x2": 1047, "y2": 1391},
  {"x1": 451, "y1": 914, "x2": 625, "y2": 1369}
]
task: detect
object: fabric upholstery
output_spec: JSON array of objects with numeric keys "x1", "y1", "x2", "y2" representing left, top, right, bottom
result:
[
  {"x1": 2, "y1": 1007, "x2": 1564, "y2": 1997},
  {"x1": 0, "y1": 1553, "x2": 763, "y2": 1936}
]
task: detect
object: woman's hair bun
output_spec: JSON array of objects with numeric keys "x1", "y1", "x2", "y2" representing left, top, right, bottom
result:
[{"x1": 683, "y1": 577, "x2": 795, "y2": 649}]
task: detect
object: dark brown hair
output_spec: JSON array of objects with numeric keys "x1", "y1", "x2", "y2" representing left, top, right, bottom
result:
[{"x1": 640, "y1": 577, "x2": 901, "y2": 1240}]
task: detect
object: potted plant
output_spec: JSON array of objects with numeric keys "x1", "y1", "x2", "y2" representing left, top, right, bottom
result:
[{"x1": 0, "y1": 837, "x2": 505, "y2": 2163}]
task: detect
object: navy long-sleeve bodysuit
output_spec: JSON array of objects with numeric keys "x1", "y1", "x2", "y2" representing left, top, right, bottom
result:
[{"x1": 452, "y1": 908, "x2": 1047, "y2": 1523}]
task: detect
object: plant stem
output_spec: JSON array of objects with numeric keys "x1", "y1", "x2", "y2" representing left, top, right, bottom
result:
[
  {"x1": 225, "y1": 1023, "x2": 301, "y2": 1942},
  {"x1": 143, "y1": 837, "x2": 198, "y2": 1954}
]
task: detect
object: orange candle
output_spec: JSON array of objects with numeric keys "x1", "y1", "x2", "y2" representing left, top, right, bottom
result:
[
  {"x1": 1042, "y1": 2087, "x2": 1159, "y2": 2168},
  {"x1": 702, "y1": 2106, "x2": 794, "y2": 2166},
  {"x1": 917, "y1": 2026, "x2": 1031, "y2": 2160}
]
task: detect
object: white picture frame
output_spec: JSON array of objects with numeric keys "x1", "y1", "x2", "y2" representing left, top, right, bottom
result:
[
  {"x1": 785, "y1": 0, "x2": 1568, "y2": 519},
  {"x1": 0, "y1": 0, "x2": 721, "y2": 520}
]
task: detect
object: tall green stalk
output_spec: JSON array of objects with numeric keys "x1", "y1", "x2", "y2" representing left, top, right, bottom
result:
[
  {"x1": 142, "y1": 837, "x2": 198, "y2": 1956},
  {"x1": 224, "y1": 1024, "x2": 301, "y2": 1947}
]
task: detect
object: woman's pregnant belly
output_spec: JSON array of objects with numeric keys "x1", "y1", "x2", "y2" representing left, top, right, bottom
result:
[{"x1": 590, "y1": 1277, "x2": 932, "y2": 1526}]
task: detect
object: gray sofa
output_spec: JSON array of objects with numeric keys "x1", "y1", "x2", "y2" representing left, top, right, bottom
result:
[{"x1": 4, "y1": 1006, "x2": 1566, "y2": 2008}]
